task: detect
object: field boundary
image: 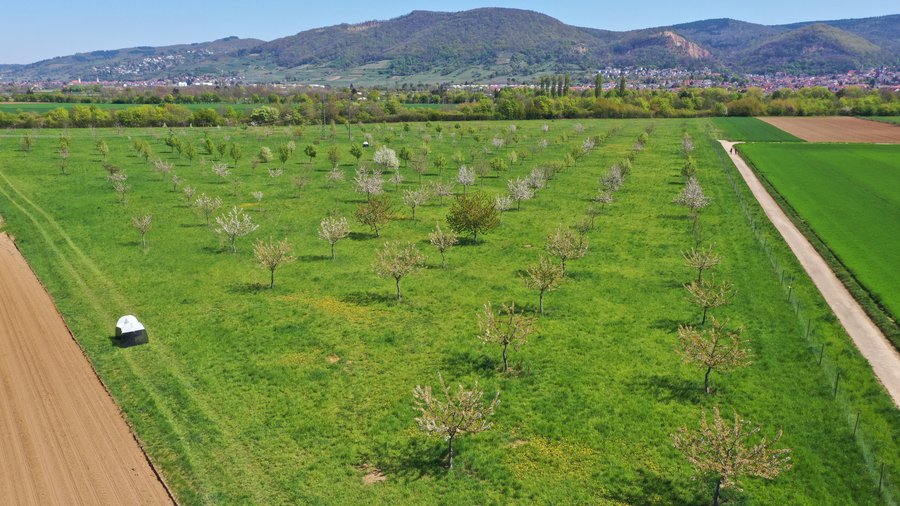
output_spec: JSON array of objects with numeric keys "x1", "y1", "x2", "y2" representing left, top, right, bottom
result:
[
  {"x1": 735, "y1": 145, "x2": 900, "y2": 349},
  {"x1": 719, "y1": 140, "x2": 900, "y2": 405}
]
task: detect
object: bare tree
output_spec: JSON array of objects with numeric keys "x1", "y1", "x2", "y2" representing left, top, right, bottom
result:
[
  {"x1": 545, "y1": 225, "x2": 588, "y2": 275},
  {"x1": 413, "y1": 373, "x2": 499, "y2": 469},
  {"x1": 374, "y1": 241, "x2": 425, "y2": 301},
  {"x1": 431, "y1": 181, "x2": 453, "y2": 205},
  {"x1": 402, "y1": 187, "x2": 430, "y2": 220},
  {"x1": 672, "y1": 407, "x2": 791, "y2": 506},
  {"x1": 211, "y1": 161, "x2": 231, "y2": 180},
  {"x1": 170, "y1": 174, "x2": 182, "y2": 192},
  {"x1": 457, "y1": 166, "x2": 476, "y2": 194},
  {"x1": 355, "y1": 195, "x2": 394, "y2": 237},
  {"x1": 153, "y1": 159, "x2": 173, "y2": 178},
  {"x1": 523, "y1": 256, "x2": 563, "y2": 315},
  {"x1": 478, "y1": 302, "x2": 536, "y2": 372},
  {"x1": 112, "y1": 180, "x2": 130, "y2": 205},
  {"x1": 685, "y1": 279, "x2": 735, "y2": 325},
  {"x1": 319, "y1": 215, "x2": 350, "y2": 259},
  {"x1": 677, "y1": 317, "x2": 752, "y2": 394},
  {"x1": 683, "y1": 244, "x2": 721, "y2": 284},
  {"x1": 429, "y1": 223, "x2": 458, "y2": 269},
  {"x1": 674, "y1": 176, "x2": 711, "y2": 221},
  {"x1": 183, "y1": 185, "x2": 196, "y2": 202},
  {"x1": 507, "y1": 178, "x2": 534, "y2": 210},
  {"x1": 495, "y1": 195, "x2": 513, "y2": 222},
  {"x1": 58, "y1": 147, "x2": 70, "y2": 175},
  {"x1": 131, "y1": 214, "x2": 152, "y2": 248},
  {"x1": 251, "y1": 190, "x2": 264, "y2": 210},
  {"x1": 253, "y1": 237, "x2": 295, "y2": 288},
  {"x1": 193, "y1": 193, "x2": 222, "y2": 226},
  {"x1": 215, "y1": 206, "x2": 259, "y2": 253},
  {"x1": 682, "y1": 134, "x2": 695, "y2": 156},
  {"x1": 389, "y1": 170, "x2": 404, "y2": 189}
]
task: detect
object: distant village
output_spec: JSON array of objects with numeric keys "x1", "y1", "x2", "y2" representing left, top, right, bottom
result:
[{"x1": 3, "y1": 66, "x2": 899, "y2": 95}]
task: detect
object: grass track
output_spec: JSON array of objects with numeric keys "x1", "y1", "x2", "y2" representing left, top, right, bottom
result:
[
  {"x1": 0, "y1": 119, "x2": 897, "y2": 504},
  {"x1": 711, "y1": 117, "x2": 804, "y2": 142}
]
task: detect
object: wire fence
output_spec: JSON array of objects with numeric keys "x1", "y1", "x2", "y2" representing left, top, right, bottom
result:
[{"x1": 708, "y1": 134, "x2": 895, "y2": 503}]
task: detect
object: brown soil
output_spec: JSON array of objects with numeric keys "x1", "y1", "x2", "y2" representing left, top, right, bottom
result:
[
  {"x1": 0, "y1": 233, "x2": 173, "y2": 505},
  {"x1": 758, "y1": 116, "x2": 900, "y2": 143}
]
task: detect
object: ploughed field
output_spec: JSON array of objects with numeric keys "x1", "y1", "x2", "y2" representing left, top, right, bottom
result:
[
  {"x1": 0, "y1": 119, "x2": 897, "y2": 504},
  {"x1": 758, "y1": 116, "x2": 900, "y2": 143}
]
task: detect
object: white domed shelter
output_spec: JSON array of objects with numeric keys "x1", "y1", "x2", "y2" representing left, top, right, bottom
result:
[{"x1": 115, "y1": 315, "x2": 148, "y2": 347}]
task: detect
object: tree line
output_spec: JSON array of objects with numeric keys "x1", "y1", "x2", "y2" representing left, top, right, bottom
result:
[{"x1": 1, "y1": 85, "x2": 898, "y2": 129}]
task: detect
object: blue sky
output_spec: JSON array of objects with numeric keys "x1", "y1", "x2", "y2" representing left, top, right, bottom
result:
[{"x1": 3, "y1": 1, "x2": 897, "y2": 64}]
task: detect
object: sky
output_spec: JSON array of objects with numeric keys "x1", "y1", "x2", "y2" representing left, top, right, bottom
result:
[{"x1": 2, "y1": 0, "x2": 897, "y2": 64}]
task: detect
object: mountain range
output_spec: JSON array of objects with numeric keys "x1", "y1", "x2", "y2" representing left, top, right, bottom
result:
[{"x1": 1, "y1": 8, "x2": 897, "y2": 85}]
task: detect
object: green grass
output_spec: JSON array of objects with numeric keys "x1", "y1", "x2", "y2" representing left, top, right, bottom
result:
[
  {"x1": 863, "y1": 116, "x2": 900, "y2": 125},
  {"x1": 0, "y1": 120, "x2": 897, "y2": 505},
  {"x1": 0, "y1": 102, "x2": 257, "y2": 113},
  {"x1": 711, "y1": 117, "x2": 804, "y2": 142},
  {"x1": 739, "y1": 142, "x2": 900, "y2": 342}
]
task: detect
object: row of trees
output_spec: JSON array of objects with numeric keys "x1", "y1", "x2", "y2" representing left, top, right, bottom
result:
[
  {"x1": 3, "y1": 85, "x2": 898, "y2": 129},
  {"x1": 669, "y1": 134, "x2": 791, "y2": 505}
]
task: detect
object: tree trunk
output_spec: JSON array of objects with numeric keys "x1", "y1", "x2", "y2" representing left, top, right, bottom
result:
[
  {"x1": 697, "y1": 268, "x2": 703, "y2": 284},
  {"x1": 230, "y1": 236, "x2": 237, "y2": 254},
  {"x1": 701, "y1": 306, "x2": 709, "y2": 325},
  {"x1": 447, "y1": 434, "x2": 455, "y2": 469},
  {"x1": 440, "y1": 251, "x2": 446, "y2": 269},
  {"x1": 705, "y1": 367, "x2": 712, "y2": 395},
  {"x1": 330, "y1": 242, "x2": 335, "y2": 259},
  {"x1": 270, "y1": 268, "x2": 275, "y2": 289},
  {"x1": 712, "y1": 479, "x2": 721, "y2": 506},
  {"x1": 395, "y1": 277, "x2": 402, "y2": 301},
  {"x1": 561, "y1": 258, "x2": 567, "y2": 276},
  {"x1": 502, "y1": 342, "x2": 509, "y2": 372},
  {"x1": 539, "y1": 290, "x2": 545, "y2": 315}
]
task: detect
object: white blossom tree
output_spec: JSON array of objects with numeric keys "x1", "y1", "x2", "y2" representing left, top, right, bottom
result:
[
  {"x1": 457, "y1": 166, "x2": 476, "y2": 194},
  {"x1": 507, "y1": 178, "x2": 534, "y2": 210},
  {"x1": 373, "y1": 145, "x2": 400, "y2": 172},
  {"x1": 478, "y1": 302, "x2": 536, "y2": 372},
  {"x1": 319, "y1": 215, "x2": 350, "y2": 259},
  {"x1": 674, "y1": 176, "x2": 711, "y2": 221},
  {"x1": 215, "y1": 206, "x2": 259, "y2": 253}
]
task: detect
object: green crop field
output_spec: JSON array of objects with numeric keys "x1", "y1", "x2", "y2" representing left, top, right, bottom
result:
[
  {"x1": 0, "y1": 119, "x2": 897, "y2": 505},
  {"x1": 864, "y1": 116, "x2": 900, "y2": 125},
  {"x1": 739, "y1": 142, "x2": 900, "y2": 324},
  {"x1": 711, "y1": 117, "x2": 804, "y2": 142}
]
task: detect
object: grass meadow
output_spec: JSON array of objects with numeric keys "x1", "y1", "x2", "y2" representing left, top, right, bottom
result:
[
  {"x1": 711, "y1": 117, "x2": 804, "y2": 142},
  {"x1": 0, "y1": 119, "x2": 897, "y2": 504}
]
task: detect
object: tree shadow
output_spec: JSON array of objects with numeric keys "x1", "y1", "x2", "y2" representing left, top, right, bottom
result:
[
  {"x1": 179, "y1": 222, "x2": 207, "y2": 228},
  {"x1": 227, "y1": 282, "x2": 269, "y2": 295},
  {"x1": 341, "y1": 291, "x2": 395, "y2": 305},
  {"x1": 299, "y1": 254, "x2": 331, "y2": 262},
  {"x1": 629, "y1": 373, "x2": 704, "y2": 404},
  {"x1": 650, "y1": 318, "x2": 683, "y2": 331},
  {"x1": 379, "y1": 438, "x2": 447, "y2": 481},
  {"x1": 349, "y1": 231, "x2": 374, "y2": 241},
  {"x1": 599, "y1": 467, "x2": 706, "y2": 505},
  {"x1": 442, "y1": 349, "x2": 497, "y2": 377},
  {"x1": 566, "y1": 270, "x2": 596, "y2": 281}
]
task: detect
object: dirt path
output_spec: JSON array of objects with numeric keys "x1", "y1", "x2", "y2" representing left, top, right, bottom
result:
[
  {"x1": 720, "y1": 141, "x2": 900, "y2": 407},
  {"x1": 0, "y1": 233, "x2": 173, "y2": 505},
  {"x1": 758, "y1": 116, "x2": 900, "y2": 143}
]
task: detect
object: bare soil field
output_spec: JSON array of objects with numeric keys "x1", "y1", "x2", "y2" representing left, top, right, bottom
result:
[
  {"x1": 0, "y1": 233, "x2": 172, "y2": 505},
  {"x1": 758, "y1": 116, "x2": 900, "y2": 143}
]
